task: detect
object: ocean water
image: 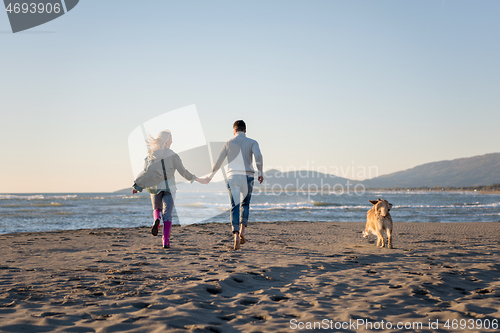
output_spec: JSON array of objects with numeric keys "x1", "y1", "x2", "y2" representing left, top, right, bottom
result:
[{"x1": 0, "y1": 190, "x2": 499, "y2": 234}]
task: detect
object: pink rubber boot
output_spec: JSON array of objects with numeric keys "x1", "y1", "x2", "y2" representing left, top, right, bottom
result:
[
  {"x1": 162, "y1": 220, "x2": 172, "y2": 248},
  {"x1": 151, "y1": 209, "x2": 161, "y2": 236}
]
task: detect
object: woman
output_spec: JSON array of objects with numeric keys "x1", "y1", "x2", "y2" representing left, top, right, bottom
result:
[{"x1": 132, "y1": 130, "x2": 207, "y2": 248}]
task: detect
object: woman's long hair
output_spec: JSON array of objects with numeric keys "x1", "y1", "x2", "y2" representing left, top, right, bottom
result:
[{"x1": 146, "y1": 130, "x2": 172, "y2": 155}]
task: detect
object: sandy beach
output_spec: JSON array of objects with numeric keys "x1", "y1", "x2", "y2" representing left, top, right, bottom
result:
[{"x1": 1, "y1": 221, "x2": 499, "y2": 333}]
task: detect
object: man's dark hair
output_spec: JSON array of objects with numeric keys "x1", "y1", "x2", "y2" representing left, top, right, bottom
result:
[{"x1": 233, "y1": 120, "x2": 246, "y2": 132}]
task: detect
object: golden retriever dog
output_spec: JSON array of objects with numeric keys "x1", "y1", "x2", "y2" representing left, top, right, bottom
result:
[{"x1": 363, "y1": 198, "x2": 393, "y2": 249}]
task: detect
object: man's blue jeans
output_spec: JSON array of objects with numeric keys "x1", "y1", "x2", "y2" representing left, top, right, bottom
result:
[{"x1": 227, "y1": 175, "x2": 254, "y2": 232}]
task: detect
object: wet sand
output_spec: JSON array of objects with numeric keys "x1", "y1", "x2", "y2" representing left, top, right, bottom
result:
[{"x1": 1, "y1": 222, "x2": 499, "y2": 332}]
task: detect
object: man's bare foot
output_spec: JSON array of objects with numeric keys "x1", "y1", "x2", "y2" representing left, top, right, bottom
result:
[
  {"x1": 234, "y1": 234, "x2": 241, "y2": 250},
  {"x1": 239, "y1": 225, "x2": 246, "y2": 245}
]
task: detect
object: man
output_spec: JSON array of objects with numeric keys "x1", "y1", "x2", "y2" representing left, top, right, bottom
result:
[{"x1": 207, "y1": 120, "x2": 263, "y2": 250}]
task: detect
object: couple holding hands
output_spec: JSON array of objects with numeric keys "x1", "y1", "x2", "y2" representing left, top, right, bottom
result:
[{"x1": 132, "y1": 120, "x2": 263, "y2": 250}]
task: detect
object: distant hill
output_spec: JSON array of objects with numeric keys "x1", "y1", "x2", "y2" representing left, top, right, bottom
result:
[
  {"x1": 113, "y1": 187, "x2": 149, "y2": 195},
  {"x1": 115, "y1": 153, "x2": 500, "y2": 192},
  {"x1": 116, "y1": 170, "x2": 355, "y2": 193},
  {"x1": 114, "y1": 188, "x2": 131, "y2": 194},
  {"x1": 362, "y1": 153, "x2": 500, "y2": 188},
  {"x1": 258, "y1": 169, "x2": 355, "y2": 189}
]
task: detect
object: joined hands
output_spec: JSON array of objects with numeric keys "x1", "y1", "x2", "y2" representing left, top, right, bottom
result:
[{"x1": 196, "y1": 177, "x2": 212, "y2": 185}]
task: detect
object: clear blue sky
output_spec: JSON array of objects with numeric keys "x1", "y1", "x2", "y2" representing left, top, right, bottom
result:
[{"x1": 1, "y1": 0, "x2": 499, "y2": 192}]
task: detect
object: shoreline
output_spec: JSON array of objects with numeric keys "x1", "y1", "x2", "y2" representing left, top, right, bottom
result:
[
  {"x1": 254, "y1": 188, "x2": 500, "y2": 194},
  {"x1": 1, "y1": 222, "x2": 499, "y2": 332},
  {"x1": 2, "y1": 219, "x2": 500, "y2": 236},
  {"x1": 368, "y1": 189, "x2": 500, "y2": 195}
]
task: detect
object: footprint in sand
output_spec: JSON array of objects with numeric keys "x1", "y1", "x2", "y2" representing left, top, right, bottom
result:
[
  {"x1": 131, "y1": 302, "x2": 150, "y2": 309},
  {"x1": 252, "y1": 314, "x2": 267, "y2": 321},
  {"x1": 33, "y1": 312, "x2": 66, "y2": 317},
  {"x1": 95, "y1": 314, "x2": 111, "y2": 320},
  {"x1": 206, "y1": 286, "x2": 223, "y2": 294},
  {"x1": 296, "y1": 300, "x2": 315, "y2": 308},
  {"x1": 239, "y1": 298, "x2": 259, "y2": 306},
  {"x1": 123, "y1": 316, "x2": 148, "y2": 323},
  {"x1": 218, "y1": 314, "x2": 236, "y2": 321},
  {"x1": 389, "y1": 284, "x2": 402, "y2": 289},
  {"x1": 283, "y1": 313, "x2": 301, "y2": 319}
]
